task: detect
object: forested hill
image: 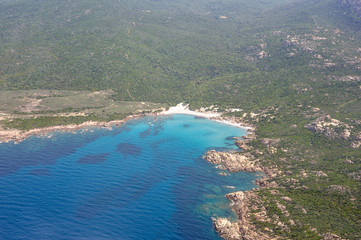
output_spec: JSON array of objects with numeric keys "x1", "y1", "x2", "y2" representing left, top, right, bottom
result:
[
  {"x1": 340, "y1": 0, "x2": 361, "y2": 21},
  {"x1": 1, "y1": 0, "x2": 359, "y2": 106},
  {"x1": 0, "y1": 0, "x2": 294, "y2": 99}
]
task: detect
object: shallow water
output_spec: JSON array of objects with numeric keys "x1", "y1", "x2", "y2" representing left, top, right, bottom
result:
[{"x1": 0, "y1": 114, "x2": 258, "y2": 240}]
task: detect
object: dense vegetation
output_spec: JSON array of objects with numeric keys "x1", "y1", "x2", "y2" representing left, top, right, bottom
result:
[
  {"x1": 233, "y1": 103, "x2": 361, "y2": 239},
  {"x1": 0, "y1": 0, "x2": 360, "y2": 238}
]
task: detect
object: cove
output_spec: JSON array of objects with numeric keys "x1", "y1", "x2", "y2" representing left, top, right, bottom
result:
[{"x1": 0, "y1": 114, "x2": 259, "y2": 240}]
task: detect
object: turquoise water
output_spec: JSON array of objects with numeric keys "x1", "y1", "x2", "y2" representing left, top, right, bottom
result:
[{"x1": 0, "y1": 114, "x2": 258, "y2": 240}]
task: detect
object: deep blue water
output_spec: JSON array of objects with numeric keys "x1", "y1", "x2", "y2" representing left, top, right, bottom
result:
[{"x1": 0, "y1": 114, "x2": 258, "y2": 240}]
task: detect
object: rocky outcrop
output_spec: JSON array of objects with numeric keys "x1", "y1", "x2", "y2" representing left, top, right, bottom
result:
[
  {"x1": 312, "y1": 171, "x2": 328, "y2": 178},
  {"x1": 305, "y1": 115, "x2": 351, "y2": 140},
  {"x1": 349, "y1": 170, "x2": 361, "y2": 181},
  {"x1": 244, "y1": 46, "x2": 269, "y2": 62},
  {"x1": 203, "y1": 150, "x2": 262, "y2": 172},
  {"x1": 204, "y1": 136, "x2": 282, "y2": 240},
  {"x1": 256, "y1": 178, "x2": 278, "y2": 188},
  {"x1": 322, "y1": 232, "x2": 343, "y2": 240},
  {"x1": 234, "y1": 133, "x2": 255, "y2": 151},
  {"x1": 213, "y1": 191, "x2": 274, "y2": 240},
  {"x1": 235, "y1": 140, "x2": 252, "y2": 151},
  {"x1": 305, "y1": 114, "x2": 361, "y2": 148},
  {"x1": 260, "y1": 138, "x2": 280, "y2": 154},
  {"x1": 328, "y1": 185, "x2": 351, "y2": 194},
  {"x1": 330, "y1": 75, "x2": 361, "y2": 82},
  {"x1": 260, "y1": 138, "x2": 280, "y2": 146},
  {"x1": 203, "y1": 120, "x2": 285, "y2": 240},
  {"x1": 213, "y1": 218, "x2": 242, "y2": 240},
  {"x1": 351, "y1": 132, "x2": 361, "y2": 148}
]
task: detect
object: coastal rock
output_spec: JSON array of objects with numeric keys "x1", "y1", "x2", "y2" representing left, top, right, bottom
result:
[
  {"x1": 219, "y1": 191, "x2": 274, "y2": 240},
  {"x1": 213, "y1": 218, "x2": 242, "y2": 240},
  {"x1": 234, "y1": 133, "x2": 256, "y2": 151},
  {"x1": 235, "y1": 140, "x2": 252, "y2": 151},
  {"x1": 0, "y1": 129, "x2": 23, "y2": 143},
  {"x1": 242, "y1": 133, "x2": 256, "y2": 141},
  {"x1": 202, "y1": 126, "x2": 283, "y2": 240},
  {"x1": 203, "y1": 151, "x2": 262, "y2": 172}
]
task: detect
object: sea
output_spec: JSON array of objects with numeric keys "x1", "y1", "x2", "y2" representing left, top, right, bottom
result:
[{"x1": 0, "y1": 114, "x2": 258, "y2": 240}]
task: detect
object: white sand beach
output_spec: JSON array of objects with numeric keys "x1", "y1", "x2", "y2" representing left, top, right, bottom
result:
[{"x1": 160, "y1": 103, "x2": 252, "y2": 130}]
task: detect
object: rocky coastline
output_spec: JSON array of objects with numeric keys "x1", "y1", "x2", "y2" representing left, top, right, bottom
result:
[
  {"x1": 213, "y1": 191, "x2": 273, "y2": 240},
  {"x1": 203, "y1": 150, "x2": 262, "y2": 173},
  {"x1": 204, "y1": 128, "x2": 282, "y2": 240},
  {"x1": 0, "y1": 114, "x2": 147, "y2": 144}
]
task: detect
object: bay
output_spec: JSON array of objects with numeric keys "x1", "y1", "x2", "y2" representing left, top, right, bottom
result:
[{"x1": 0, "y1": 114, "x2": 258, "y2": 240}]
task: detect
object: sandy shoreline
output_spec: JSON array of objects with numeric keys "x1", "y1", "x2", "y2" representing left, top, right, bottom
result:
[
  {"x1": 0, "y1": 103, "x2": 253, "y2": 144},
  {"x1": 160, "y1": 103, "x2": 221, "y2": 118},
  {"x1": 160, "y1": 103, "x2": 252, "y2": 130}
]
